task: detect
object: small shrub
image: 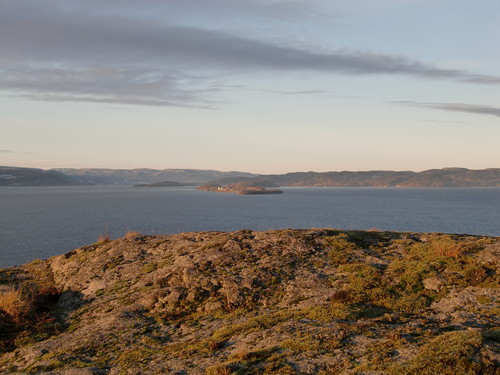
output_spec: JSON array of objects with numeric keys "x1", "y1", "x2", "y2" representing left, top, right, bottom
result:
[
  {"x1": 431, "y1": 236, "x2": 466, "y2": 258},
  {"x1": 410, "y1": 235, "x2": 478, "y2": 261},
  {"x1": 330, "y1": 290, "x2": 355, "y2": 304},
  {"x1": 463, "y1": 265, "x2": 489, "y2": 286}
]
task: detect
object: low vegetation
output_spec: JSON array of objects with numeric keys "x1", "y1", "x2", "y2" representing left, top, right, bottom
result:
[
  {"x1": 0, "y1": 267, "x2": 61, "y2": 353},
  {"x1": 0, "y1": 229, "x2": 498, "y2": 374}
]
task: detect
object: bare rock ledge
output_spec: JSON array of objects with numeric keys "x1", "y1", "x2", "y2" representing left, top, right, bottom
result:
[{"x1": 0, "y1": 229, "x2": 498, "y2": 374}]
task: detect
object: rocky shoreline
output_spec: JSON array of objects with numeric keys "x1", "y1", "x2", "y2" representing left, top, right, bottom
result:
[{"x1": 0, "y1": 229, "x2": 498, "y2": 374}]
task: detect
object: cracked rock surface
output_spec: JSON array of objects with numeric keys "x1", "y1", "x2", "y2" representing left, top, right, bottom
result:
[{"x1": 0, "y1": 229, "x2": 498, "y2": 374}]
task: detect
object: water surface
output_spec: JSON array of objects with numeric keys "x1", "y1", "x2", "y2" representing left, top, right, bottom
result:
[{"x1": 1, "y1": 186, "x2": 499, "y2": 268}]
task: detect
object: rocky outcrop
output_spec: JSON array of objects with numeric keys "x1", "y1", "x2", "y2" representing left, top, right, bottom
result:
[{"x1": 0, "y1": 229, "x2": 498, "y2": 374}]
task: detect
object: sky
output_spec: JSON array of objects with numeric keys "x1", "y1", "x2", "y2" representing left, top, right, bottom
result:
[{"x1": 0, "y1": 0, "x2": 499, "y2": 174}]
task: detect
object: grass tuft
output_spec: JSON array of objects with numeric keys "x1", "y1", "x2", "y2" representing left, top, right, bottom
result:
[{"x1": 0, "y1": 286, "x2": 29, "y2": 324}]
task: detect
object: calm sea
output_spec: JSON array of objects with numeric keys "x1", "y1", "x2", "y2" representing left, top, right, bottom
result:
[{"x1": 1, "y1": 186, "x2": 499, "y2": 268}]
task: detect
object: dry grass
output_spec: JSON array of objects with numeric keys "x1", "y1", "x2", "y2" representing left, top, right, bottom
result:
[
  {"x1": 125, "y1": 231, "x2": 141, "y2": 239},
  {"x1": 431, "y1": 237, "x2": 466, "y2": 258},
  {"x1": 0, "y1": 286, "x2": 29, "y2": 324},
  {"x1": 96, "y1": 233, "x2": 111, "y2": 244}
]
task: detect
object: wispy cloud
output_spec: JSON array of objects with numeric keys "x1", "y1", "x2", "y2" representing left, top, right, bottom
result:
[
  {"x1": 0, "y1": 150, "x2": 13, "y2": 153},
  {"x1": 418, "y1": 119, "x2": 467, "y2": 125},
  {"x1": 421, "y1": 103, "x2": 500, "y2": 118},
  {"x1": 0, "y1": 0, "x2": 499, "y2": 107},
  {"x1": 63, "y1": 0, "x2": 318, "y2": 19},
  {"x1": 263, "y1": 89, "x2": 360, "y2": 99},
  {"x1": 0, "y1": 65, "x2": 217, "y2": 108},
  {"x1": 397, "y1": 101, "x2": 500, "y2": 118},
  {"x1": 275, "y1": 90, "x2": 328, "y2": 95}
]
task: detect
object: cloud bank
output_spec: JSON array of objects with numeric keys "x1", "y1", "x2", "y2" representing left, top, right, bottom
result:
[
  {"x1": 0, "y1": 0, "x2": 499, "y2": 107},
  {"x1": 397, "y1": 101, "x2": 500, "y2": 118}
]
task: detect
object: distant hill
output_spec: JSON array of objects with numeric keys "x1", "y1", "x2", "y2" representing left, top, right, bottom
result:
[
  {"x1": 0, "y1": 166, "x2": 78, "y2": 186},
  {"x1": 2, "y1": 167, "x2": 499, "y2": 187},
  {"x1": 256, "y1": 170, "x2": 418, "y2": 187},
  {"x1": 52, "y1": 168, "x2": 257, "y2": 185},
  {"x1": 397, "y1": 168, "x2": 500, "y2": 187}
]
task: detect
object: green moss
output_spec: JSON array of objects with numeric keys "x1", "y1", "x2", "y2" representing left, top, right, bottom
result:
[
  {"x1": 211, "y1": 310, "x2": 294, "y2": 343},
  {"x1": 205, "y1": 363, "x2": 236, "y2": 375},
  {"x1": 337, "y1": 263, "x2": 381, "y2": 304},
  {"x1": 482, "y1": 328, "x2": 500, "y2": 343},
  {"x1": 103, "y1": 255, "x2": 124, "y2": 270},
  {"x1": 140, "y1": 263, "x2": 157, "y2": 274},
  {"x1": 327, "y1": 234, "x2": 358, "y2": 266},
  {"x1": 387, "y1": 259, "x2": 437, "y2": 291},
  {"x1": 390, "y1": 330, "x2": 487, "y2": 375},
  {"x1": 363, "y1": 339, "x2": 399, "y2": 367},
  {"x1": 206, "y1": 347, "x2": 294, "y2": 375},
  {"x1": 116, "y1": 345, "x2": 158, "y2": 367},
  {"x1": 201, "y1": 241, "x2": 228, "y2": 251},
  {"x1": 303, "y1": 303, "x2": 364, "y2": 321}
]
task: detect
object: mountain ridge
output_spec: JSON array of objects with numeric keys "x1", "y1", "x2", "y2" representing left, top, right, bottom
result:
[{"x1": 1, "y1": 166, "x2": 499, "y2": 187}]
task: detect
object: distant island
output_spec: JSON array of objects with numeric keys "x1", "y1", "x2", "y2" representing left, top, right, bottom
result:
[
  {"x1": 1, "y1": 166, "x2": 500, "y2": 187},
  {"x1": 197, "y1": 184, "x2": 283, "y2": 195},
  {"x1": 133, "y1": 181, "x2": 195, "y2": 188},
  {"x1": 197, "y1": 179, "x2": 283, "y2": 195}
]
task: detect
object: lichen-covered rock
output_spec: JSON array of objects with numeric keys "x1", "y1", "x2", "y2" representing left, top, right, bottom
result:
[
  {"x1": 423, "y1": 276, "x2": 444, "y2": 291},
  {"x1": 0, "y1": 229, "x2": 498, "y2": 374}
]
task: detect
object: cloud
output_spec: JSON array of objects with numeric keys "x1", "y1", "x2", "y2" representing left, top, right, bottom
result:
[
  {"x1": 1, "y1": 11, "x2": 497, "y2": 82},
  {"x1": 64, "y1": 0, "x2": 316, "y2": 18},
  {"x1": 258, "y1": 89, "x2": 328, "y2": 95},
  {"x1": 421, "y1": 103, "x2": 500, "y2": 118},
  {"x1": 397, "y1": 101, "x2": 500, "y2": 118},
  {"x1": 0, "y1": 1, "x2": 499, "y2": 107},
  {"x1": 0, "y1": 150, "x2": 13, "y2": 153},
  {"x1": 418, "y1": 119, "x2": 467, "y2": 125},
  {"x1": 0, "y1": 64, "x2": 216, "y2": 108},
  {"x1": 276, "y1": 90, "x2": 328, "y2": 95}
]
